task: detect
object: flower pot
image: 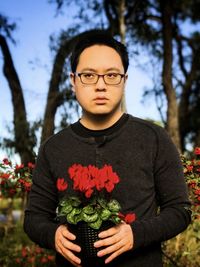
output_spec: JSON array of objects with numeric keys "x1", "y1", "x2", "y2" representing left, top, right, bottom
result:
[{"x1": 68, "y1": 221, "x2": 114, "y2": 266}]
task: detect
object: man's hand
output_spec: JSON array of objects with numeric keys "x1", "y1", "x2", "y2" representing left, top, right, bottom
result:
[
  {"x1": 55, "y1": 225, "x2": 82, "y2": 267},
  {"x1": 94, "y1": 223, "x2": 134, "y2": 264}
]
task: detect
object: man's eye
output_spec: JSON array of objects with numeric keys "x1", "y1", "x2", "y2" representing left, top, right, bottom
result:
[
  {"x1": 106, "y1": 73, "x2": 118, "y2": 79},
  {"x1": 83, "y1": 73, "x2": 95, "y2": 79}
]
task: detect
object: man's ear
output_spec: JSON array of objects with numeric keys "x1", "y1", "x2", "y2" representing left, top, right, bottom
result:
[{"x1": 70, "y1": 73, "x2": 75, "y2": 92}]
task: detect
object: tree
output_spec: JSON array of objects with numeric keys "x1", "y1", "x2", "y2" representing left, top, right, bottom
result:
[
  {"x1": 0, "y1": 13, "x2": 78, "y2": 162},
  {"x1": 0, "y1": 15, "x2": 35, "y2": 164},
  {"x1": 120, "y1": 0, "x2": 200, "y2": 151}
]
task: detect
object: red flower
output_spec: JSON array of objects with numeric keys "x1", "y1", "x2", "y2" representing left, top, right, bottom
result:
[
  {"x1": 188, "y1": 181, "x2": 196, "y2": 188},
  {"x1": 57, "y1": 178, "x2": 68, "y2": 191},
  {"x1": 9, "y1": 188, "x2": 16, "y2": 196},
  {"x1": 85, "y1": 188, "x2": 94, "y2": 198},
  {"x1": 24, "y1": 181, "x2": 32, "y2": 192},
  {"x1": 28, "y1": 162, "x2": 35, "y2": 169},
  {"x1": 124, "y1": 213, "x2": 136, "y2": 224},
  {"x1": 194, "y1": 189, "x2": 200, "y2": 195},
  {"x1": 194, "y1": 147, "x2": 200, "y2": 155},
  {"x1": 0, "y1": 173, "x2": 10, "y2": 179},
  {"x1": 3, "y1": 158, "x2": 11, "y2": 165},
  {"x1": 68, "y1": 163, "x2": 120, "y2": 197},
  {"x1": 15, "y1": 258, "x2": 21, "y2": 263},
  {"x1": 40, "y1": 257, "x2": 48, "y2": 263},
  {"x1": 28, "y1": 256, "x2": 35, "y2": 263},
  {"x1": 68, "y1": 164, "x2": 82, "y2": 179},
  {"x1": 118, "y1": 212, "x2": 136, "y2": 224},
  {"x1": 105, "y1": 180, "x2": 115, "y2": 192},
  {"x1": 47, "y1": 255, "x2": 54, "y2": 261},
  {"x1": 21, "y1": 247, "x2": 27, "y2": 257},
  {"x1": 186, "y1": 165, "x2": 193, "y2": 172},
  {"x1": 35, "y1": 246, "x2": 42, "y2": 254},
  {"x1": 15, "y1": 164, "x2": 24, "y2": 170}
]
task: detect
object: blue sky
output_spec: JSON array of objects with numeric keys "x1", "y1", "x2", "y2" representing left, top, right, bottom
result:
[{"x1": 0, "y1": 0, "x2": 160, "y2": 159}]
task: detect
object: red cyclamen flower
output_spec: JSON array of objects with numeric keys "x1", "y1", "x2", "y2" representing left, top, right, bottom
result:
[
  {"x1": 194, "y1": 147, "x2": 200, "y2": 155},
  {"x1": 124, "y1": 213, "x2": 136, "y2": 224},
  {"x1": 57, "y1": 178, "x2": 68, "y2": 191}
]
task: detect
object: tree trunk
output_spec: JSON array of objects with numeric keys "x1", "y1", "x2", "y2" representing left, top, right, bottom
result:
[
  {"x1": 117, "y1": 0, "x2": 127, "y2": 113},
  {"x1": 0, "y1": 35, "x2": 35, "y2": 163},
  {"x1": 160, "y1": 0, "x2": 181, "y2": 151}
]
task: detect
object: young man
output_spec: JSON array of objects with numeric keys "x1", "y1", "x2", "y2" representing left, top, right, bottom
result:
[{"x1": 24, "y1": 31, "x2": 191, "y2": 267}]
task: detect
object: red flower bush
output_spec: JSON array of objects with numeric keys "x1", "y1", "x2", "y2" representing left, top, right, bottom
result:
[
  {"x1": 182, "y1": 147, "x2": 200, "y2": 219},
  {"x1": 14, "y1": 245, "x2": 55, "y2": 267},
  {"x1": 0, "y1": 158, "x2": 34, "y2": 198}
]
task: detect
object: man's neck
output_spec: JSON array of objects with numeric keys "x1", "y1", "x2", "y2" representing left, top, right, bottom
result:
[{"x1": 80, "y1": 110, "x2": 124, "y2": 130}]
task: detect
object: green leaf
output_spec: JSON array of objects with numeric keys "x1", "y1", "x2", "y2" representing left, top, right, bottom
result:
[
  {"x1": 89, "y1": 217, "x2": 102, "y2": 229},
  {"x1": 67, "y1": 212, "x2": 77, "y2": 224},
  {"x1": 59, "y1": 204, "x2": 73, "y2": 215},
  {"x1": 70, "y1": 207, "x2": 82, "y2": 216},
  {"x1": 82, "y1": 212, "x2": 99, "y2": 223},
  {"x1": 109, "y1": 216, "x2": 121, "y2": 224},
  {"x1": 70, "y1": 196, "x2": 81, "y2": 207},
  {"x1": 83, "y1": 205, "x2": 95, "y2": 214},
  {"x1": 107, "y1": 199, "x2": 121, "y2": 212},
  {"x1": 60, "y1": 199, "x2": 72, "y2": 207},
  {"x1": 100, "y1": 209, "x2": 111, "y2": 220},
  {"x1": 97, "y1": 198, "x2": 107, "y2": 209}
]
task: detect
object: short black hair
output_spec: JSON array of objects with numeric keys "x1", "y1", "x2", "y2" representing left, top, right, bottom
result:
[{"x1": 70, "y1": 30, "x2": 129, "y2": 73}]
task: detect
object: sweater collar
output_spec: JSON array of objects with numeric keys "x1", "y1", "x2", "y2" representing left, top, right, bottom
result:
[{"x1": 70, "y1": 113, "x2": 130, "y2": 144}]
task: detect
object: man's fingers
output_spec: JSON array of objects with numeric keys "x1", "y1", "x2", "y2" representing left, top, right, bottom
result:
[
  {"x1": 61, "y1": 238, "x2": 81, "y2": 252},
  {"x1": 94, "y1": 234, "x2": 120, "y2": 248},
  {"x1": 60, "y1": 225, "x2": 76, "y2": 240},
  {"x1": 55, "y1": 225, "x2": 82, "y2": 266},
  {"x1": 98, "y1": 226, "x2": 119, "y2": 238},
  {"x1": 105, "y1": 247, "x2": 124, "y2": 264},
  {"x1": 97, "y1": 240, "x2": 124, "y2": 257},
  {"x1": 61, "y1": 247, "x2": 82, "y2": 265}
]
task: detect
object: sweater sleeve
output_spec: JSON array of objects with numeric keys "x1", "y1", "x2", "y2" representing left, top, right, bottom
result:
[
  {"x1": 23, "y1": 143, "x2": 61, "y2": 250},
  {"x1": 131, "y1": 127, "x2": 191, "y2": 249}
]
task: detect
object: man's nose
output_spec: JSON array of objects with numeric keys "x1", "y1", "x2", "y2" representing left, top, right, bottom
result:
[{"x1": 95, "y1": 76, "x2": 106, "y2": 91}]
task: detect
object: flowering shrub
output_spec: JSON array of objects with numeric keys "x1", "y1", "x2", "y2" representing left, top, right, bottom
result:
[
  {"x1": 57, "y1": 164, "x2": 136, "y2": 229},
  {"x1": 6, "y1": 244, "x2": 55, "y2": 267},
  {"x1": 0, "y1": 158, "x2": 34, "y2": 198},
  {"x1": 182, "y1": 147, "x2": 200, "y2": 219},
  {"x1": 13, "y1": 245, "x2": 55, "y2": 267}
]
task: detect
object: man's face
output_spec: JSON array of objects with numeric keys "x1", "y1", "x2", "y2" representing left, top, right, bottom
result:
[{"x1": 70, "y1": 45, "x2": 127, "y2": 116}]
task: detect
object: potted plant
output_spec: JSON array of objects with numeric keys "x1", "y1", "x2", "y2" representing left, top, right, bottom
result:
[{"x1": 56, "y1": 163, "x2": 135, "y2": 264}]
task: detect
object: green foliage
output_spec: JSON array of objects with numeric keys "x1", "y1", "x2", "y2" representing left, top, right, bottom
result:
[
  {"x1": 163, "y1": 220, "x2": 200, "y2": 267},
  {"x1": 57, "y1": 196, "x2": 121, "y2": 229},
  {"x1": 163, "y1": 147, "x2": 200, "y2": 266}
]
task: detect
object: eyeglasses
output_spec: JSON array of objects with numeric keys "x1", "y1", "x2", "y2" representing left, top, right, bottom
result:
[{"x1": 74, "y1": 72, "x2": 126, "y2": 85}]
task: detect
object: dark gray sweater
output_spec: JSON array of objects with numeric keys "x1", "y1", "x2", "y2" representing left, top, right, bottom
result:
[{"x1": 24, "y1": 114, "x2": 191, "y2": 267}]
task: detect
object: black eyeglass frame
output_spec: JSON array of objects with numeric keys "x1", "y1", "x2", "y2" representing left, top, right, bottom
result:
[{"x1": 73, "y1": 72, "x2": 126, "y2": 85}]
